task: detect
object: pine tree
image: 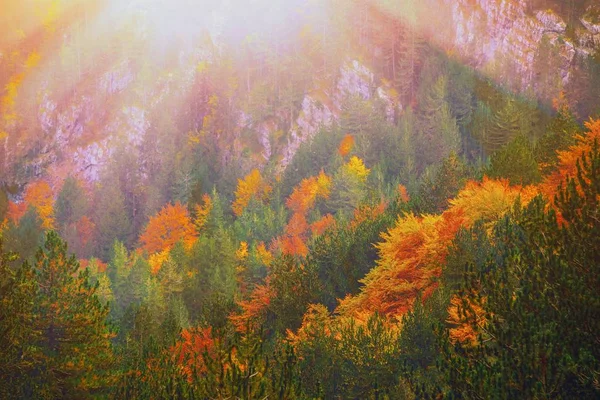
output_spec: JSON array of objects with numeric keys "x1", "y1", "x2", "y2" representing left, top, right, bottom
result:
[
  {"x1": 487, "y1": 134, "x2": 541, "y2": 185},
  {"x1": 417, "y1": 75, "x2": 461, "y2": 168},
  {"x1": 2, "y1": 232, "x2": 116, "y2": 398},
  {"x1": 438, "y1": 138, "x2": 600, "y2": 398},
  {"x1": 0, "y1": 233, "x2": 36, "y2": 398},
  {"x1": 55, "y1": 176, "x2": 88, "y2": 230}
]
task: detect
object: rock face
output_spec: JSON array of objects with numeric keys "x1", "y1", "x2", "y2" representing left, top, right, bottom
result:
[
  {"x1": 281, "y1": 60, "x2": 398, "y2": 168},
  {"x1": 443, "y1": 0, "x2": 599, "y2": 89},
  {"x1": 3, "y1": 0, "x2": 598, "y2": 190}
]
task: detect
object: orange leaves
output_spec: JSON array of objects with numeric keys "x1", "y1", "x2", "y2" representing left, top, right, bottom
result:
[
  {"x1": 351, "y1": 201, "x2": 386, "y2": 229},
  {"x1": 229, "y1": 282, "x2": 274, "y2": 333},
  {"x1": 279, "y1": 170, "x2": 333, "y2": 257},
  {"x1": 338, "y1": 134, "x2": 355, "y2": 157},
  {"x1": 338, "y1": 178, "x2": 537, "y2": 320},
  {"x1": 139, "y1": 202, "x2": 198, "y2": 255},
  {"x1": 447, "y1": 294, "x2": 488, "y2": 346},
  {"x1": 75, "y1": 216, "x2": 95, "y2": 247},
  {"x1": 286, "y1": 170, "x2": 331, "y2": 215},
  {"x1": 172, "y1": 327, "x2": 215, "y2": 381},
  {"x1": 16, "y1": 180, "x2": 55, "y2": 229},
  {"x1": 541, "y1": 119, "x2": 600, "y2": 203},
  {"x1": 232, "y1": 169, "x2": 272, "y2": 216},
  {"x1": 311, "y1": 214, "x2": 336, "y2": 237},
  {"x1": 281, "y1": 212, "x2": 309, "y2": 256},
  {"x1": 285, "y1": 213, "x2": 309, "y2": 237},
  {"x1": 193, "y1": 194, "x2": 212, "y2": 231},
  {"x1": 7, "y1": 200, "x2": 27, "y2": 223},
  {"x1": 338, "y1": 213, "x2": 445, "y2": 318},
  {"x1": 397, "y1": 184, "x2": 410, "y2": 203},
  {"x1": 280, "y1": 235, "x2": 309, "y2": 257}
]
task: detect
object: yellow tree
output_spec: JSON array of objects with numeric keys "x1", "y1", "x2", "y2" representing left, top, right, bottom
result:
[{"x1": 232, "y1": 169, "x2": 272, "y2": 216}]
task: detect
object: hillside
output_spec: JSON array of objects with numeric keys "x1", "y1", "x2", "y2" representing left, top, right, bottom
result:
[{"x1": 1, "y1": 0, "x2": 599, "y2": 398}]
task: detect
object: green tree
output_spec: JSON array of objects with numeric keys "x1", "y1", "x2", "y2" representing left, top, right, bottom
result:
[
  {"x1": 0, "y1": 234, "x2": 36, "y2": 399},
  {"x1": 92, "y1": 181, "x2": 131, "y2": 260},
  {"x1": 437, "y1": 143, "x2": 600, "y2": 398},
  {"x1": 3, "y1": 232, "x2": 116, "y2": 398},
  {"x1": 487, "y1": 134, "x2": 542, "y2": 185},
  {"x1": 418, "y1": 152, "x2": 472, "y2": 213},
  {"x1": 536, "y1": 105, "x2": 581, "y2": 175},
  {"x1": 417, "y1": 75, "x2": 461, "y2": 168},
  {"x1": 55, "y1": 176, "x2": 88, "y2": 229},
  {"x1": 4, "y1": 206, "x2": 44, "y2": 263}
]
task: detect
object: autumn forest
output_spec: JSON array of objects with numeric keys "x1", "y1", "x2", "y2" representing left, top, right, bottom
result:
[{"x1": 1, "y1": 0, "x2": 600, "y2": 398}]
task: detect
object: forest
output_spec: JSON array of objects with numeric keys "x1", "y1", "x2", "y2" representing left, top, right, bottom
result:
[{"x1": 1, "y1": 0, "x2": 600, "y2": 398}]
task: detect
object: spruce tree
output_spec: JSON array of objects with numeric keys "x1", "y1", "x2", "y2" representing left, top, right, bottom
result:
[{"x1": 28, "y1": 231, "x2": 116, "y2": 398}]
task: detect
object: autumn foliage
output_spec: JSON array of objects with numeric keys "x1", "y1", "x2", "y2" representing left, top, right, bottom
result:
[
  {"x1": 279, "y1": 170, "x2": 332, "y2": 256},
  {"x1": 286, "y1": 170, "x2": 331, "y2": 215},
  {"x1": 541, "y1": 119, "x2": 600, "y2": 203},
  {"x1": 193, "y1": 194, "x2": 213, "y2": 231},
  {"x1": 172, "y1": 327, "x2": 215, "y2": 382},
  {"x1": 229, "y1": 282, "x2": 274, "y2": 333},
  {"x1": 8, "y1": 180, "x2": 55, "y2": 229},
  {"x1": 311, "y1": 214, "x2": 336, "y2": 237},
  {"x1": 338, "y1": 134, "x2": 355, "y2": 157},
  {"x1": 338, "y1": 178, "x2": 538, "y2": 319},
  {"x1": 343, "y1": 156, "x2": 370, "y2": 183},
  {"x1": 232, "y1": 169, "x2": 272, "y2": 216},
  {"x1": 139, "y1": 202, "x2": 198, "y2": 255},
  {"x1": 446, "y1": 293, "x2": 488, "y2": 346}
]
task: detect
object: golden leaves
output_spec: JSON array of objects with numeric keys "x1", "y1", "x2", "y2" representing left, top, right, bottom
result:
[
  {"x1": 24, "y1": 180, "x2": 55, "y2": 229},
  {"x1": 449, "y1": 177, "x2": 537, "y2": 228},
  {"x1": 232, "y1": 169, "x2": 272, "y2": 217},
  {"x1": 148, "y1": 249, "x2": 170, "y2": 275},
  {"x1": 447, "y1": 294, "x2": 488, "y2": 346},
  {"x1": 343, "y1": 156, "x2": 370, "y2": 183},
  {"x1": 193, "y1": 194, "x2": 212, "y2": 231},
  {"x1": 236, "y1": 241, "x2": 249, "y2": 261}
]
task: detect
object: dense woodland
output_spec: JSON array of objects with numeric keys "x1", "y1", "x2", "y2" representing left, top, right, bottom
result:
[{"x1": 1, "y1": 0, "x2": 600, "y2": 398}]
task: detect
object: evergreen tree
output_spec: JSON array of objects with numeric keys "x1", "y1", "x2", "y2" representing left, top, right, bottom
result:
[
  {"x1": 2, "y1": 232, "x2": 116, "y2": 398},
  {"x1": 536, "y1": 104, "x2": 581, "y2": 174},
  {"x1": 487, "y1": 134, "x2": 542, "y2": 185},
  {"x1": 0, "y1": 234, "x2": 36, "y2": 399},
  {"x1": 55, "y1": 176, "x2": 88, "y2": 229},
  {"x1": 92, "y1": 181, "x2": 131, "y2": 260},
  {"x1": 417, "y1": 75, "x2": 461, "y2": 168},
  {"x1": 437, "y1": 143, "x2": 600, "y2": 398},
  {"x1": 4, "y1": 206, "x2": 45, "y2": 263}
]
